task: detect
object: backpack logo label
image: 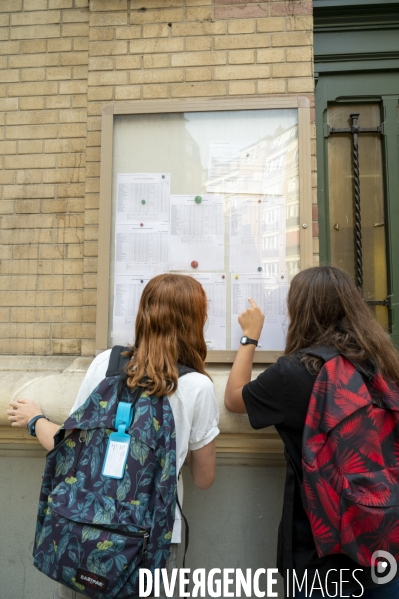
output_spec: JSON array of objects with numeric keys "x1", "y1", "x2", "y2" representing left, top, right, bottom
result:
[{"x1": 77, "y1": 569, "x2": 109, "y2": 590}]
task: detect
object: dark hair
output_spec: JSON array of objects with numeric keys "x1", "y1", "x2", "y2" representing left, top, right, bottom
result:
[
  {"x1": 284, "y1": 266, "x2": 399, "y2": 383},
  {"x1": 125, "y1": 273, "x2": 209, "y2": 396}
]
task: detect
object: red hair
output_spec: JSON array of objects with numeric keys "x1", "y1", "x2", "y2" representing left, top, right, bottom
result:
[{"x1": 125, "y1": 273, "x2": 209, "y2": 396}]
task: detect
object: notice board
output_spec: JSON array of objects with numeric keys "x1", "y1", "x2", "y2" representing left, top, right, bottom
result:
[{"x1": 97, "y1": 97, "x2": 313, "y2": 362}]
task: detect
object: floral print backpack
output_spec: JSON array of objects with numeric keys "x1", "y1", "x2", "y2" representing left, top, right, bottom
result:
[{"x1": 33, "y1": 348, "x2": 193, "y2": 598}]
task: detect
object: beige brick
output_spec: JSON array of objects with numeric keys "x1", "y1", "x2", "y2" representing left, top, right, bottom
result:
[
  {"x1": 186, "y1": 7, "x2": 212, "y2": 21},
  {"x1": 1, "y1": 229, "x2": 52, "y2": 244},
  {"x1": 131, "y1": 8, "x2": 184, "y2": 25},
  {"x1": 47, "y1": 66, "x2": 72, "y2": 80},
  {"x1": 132, "y1": 0, "x2": 183, "y2": 6},
  {"x1": 11, "y1": 25, "x2": 61, "y2": 39},
  {"x1": 185, "y1": 37, "x2": 211, "y2": 51},
  {"x1": 13, "y1": 245, "x2": 39, "y2": 260},
  {"x1": 214, "y1": 33, "x2": 269, "y2": 50},
  {"x1": 83, "y1": 257, "x2": 97, "y2": 273},
  {"x1": 64, "y1": 275, "x2": 83, "y2": 290},
  {"x1": 3, "y1": 150, "x2": 52, "y2": 169},
  {"x1": 86, "y1": 147, "x2": 100, "y2": 162},
  {"x1": 0, "y1": 41, "x2": 20, "y2": 54},
  {"x1": 228, "y1": 19, "x2": 255, "y2": 35},
  {"x1": 74, "y1": 38, "x2": 89, "y2": 51},
  {"x1": 287, "y1": 77, "x2": 314, "y2": 92},
  {"x1": 0, "y1": 171, "x2": 15, "y2": 184},
  {"x1": 0, "y1": 201, "x2": 15, "y2": 215},
  {"x1": 64, "y1": 307, "x2": 83, "y2": 322},
  {"x1": 39, "y1": 245, "x2": 66, "y2": 259},
  {"x1": 286, "y1": 16, "x2": 313, "y2": 31},
  {"x1": 14, "y1": 199, "x2": 40, "y2": 214},
  {"x1": 67, "y1": 244, "x2": 84, "y2": 259},
  {"x1": 8, "y1": 81, "x2": 58, "y2": 96},
  {"x1": 172, "y1": 21, "x2": 225, "y2": 36},
  {"x1": 62, "y1": 8, "x2": 89, "y2": 21},
  {"x1": 89, "y1": 27, "x2": 114, "y2": 41},
  {"x1": 10, "y1": 308, "x2": 36, "y2": 323},
  {"x1": 37, "y1": 307, "x2": 64, "y2": 322},
  {"x1": 130, "y1": 38, "x2": 184, "y2": 54},
  {"x1": 57, "y1": 154, "x2": 86, "y2": 168},
  {"x1": 44, "y1": 139, "x2": 69, "y2": 154},
  {"x1": 11, "y1": 11, "x2": 61, "y2": 26},
  {"x1": 9, "y1": 53, "x2": 58, "y2": 68},
  {"x1": 286, "y1": 46, "x2": 312, "y2": 62},
  {"x1": 257, "y1": 47, "x2": 285, "y2": 63},
  {"x1": 61, "y1": 52, "x2": 88, "y2": 66},
  {"x1": 143, "y1": 54, "x2": 169, "y2": 69},
  {"x1": 15, "y1": 170, "x2": 42, "y2": 184},
  {"x1": 114, "y1": 55, "x2": 142, "y2": 70},
  {"x1": 0, "y1": 70, "x2": 20, "y2": 83},
  {"x1": 258, "y1": 79, "x2": 286, "y2": 93},
  {"x1": 0, "y1": 98, "x2": 18, "y2": 111},
  {"x1": 49, "y1": 0, "x2": 73, "y2": 8},
  {"x1": 90, "y1": 0, "x2": 126, "y2": 9},
  {"x1": 214, "y1": 64, "x2": 270, "y2": 80},
  {"x1": 20, "y1": 67, "x2": 47, "y2": 82},
  {"x1": 81, "y1": 340, "x2": 95, "y2": 356},
  {"x1": 86, "y1": 132, "x2": 101, "y2": 146},
  {"x1": 87, "y1": 86, "x2": 113, "y2": 101},
  {"x1": 22, "y1": 0, "x2": 47, "y2": 9},
  {"x1": 273, "y1": 62, "x2": 312, "y2": 77},
  {"x1": 142, "y1": 24, "x2": 169, "y2": 38},
  {"x1": 42, "y1": 171, "x2": 69, "y2": 184},
  {"x1": 0, "y1": 15, "x2": 10, "y2": 26},
  {"x1": 114, "y1": 25, "x2": 141, "y2": 39},
  {"x1": 62, "y1": 23, "x2": 89, "y2": 37},
  {"x1": 18, "y1": 140, "x2": 43, "y2": 153},
  {"x1": 185, "y1": 66, "x2": 212, "y2": 81},
  {"x1": 272, "y1": 31, "x2": 312, "y2": 46},
  {"x1": 46, "y1": 96, "x2": 71, "y2": 109},
  {"x1": 88, "y1": 56, "x2": 114, "y2": 70},
  {"x1": 228, "y1": 49, "x2": 255, "y2": 64},
  {"x1": 0, "y1": 141, "x2": 17, "y2": 154},
  {"x1": 3, "y1": 184, "x2": 55, "y2": 200},
  {"x1": 229, "y1": 81, "x2": 256, "y2": 95},
  {"x1": 59, "y1": 109, "x2": 87, "y2": 123},
  {"x1": 53, "y1": 260, "x2": 83, "y2": 275},
  {"x1": 91, "y1": 12, "x2": 127, "y2": 27},
  {"x1": 0, "y1": 0, "x2": 22, "y2": 10},
  {"x1": 57, "y1": 183, "x2": 85, "y2": 197},
  {"x1": 171, "y1": 82, "x2": 227, "y2": 97},
  {"x1": 59, "y1": 81, "x2": 87, "y2": 94},
  {"x1": 7, "y1": 110, "x2": 58, "y2": 126},
  {"x1": 0, "y1": 308, "x2": 10, "y2": 322},
  {"x1": 52, "y1": 339, "x2": 81, "y2": 354},
  {"x1": 142, "y1": 85, "x2": 169, "y2": 99},
  {"x1": 82, "y1": 306, "x2": 96, "y2": 321},
  {"x1": 7, "y1": 124, "x2": 58, "y2": 139},
  {"x1": 131, "y1": 68, "x2": 184, "y2": 84},
  {"x1": 256, "y1": 17, "x2": 285, "y2": 32},
  {"x1": 89, "y1": 41, "x2": 127, "y2": 56},
  {"x1": 86, "y1": 116, "x2": 101, "y2": 132},
  {"x1": 0, "y1": 57, "x2": 6, "y2": 69},
  {"x1": 172, "y1": 51, "x2": 226, "y2": 67},
  {"x1": 47, "y1": 38, "x2": 71, "y2": 52},
  {"x1": 88, "y1": 71, "x2": 128, "y2": 86}
]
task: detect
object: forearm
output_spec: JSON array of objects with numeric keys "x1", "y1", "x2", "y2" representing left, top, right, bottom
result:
[
  {"x1": 224, "y1": 344, "x2": 255, "y2": 413},
  {"x1": 34, "y1": 419, "x2": 60, "y2": 451}
]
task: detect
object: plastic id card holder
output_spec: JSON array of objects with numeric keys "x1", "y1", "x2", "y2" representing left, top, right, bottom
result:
[{"x1": 102, "y1": 402, "x2": 134, "y2": 480}]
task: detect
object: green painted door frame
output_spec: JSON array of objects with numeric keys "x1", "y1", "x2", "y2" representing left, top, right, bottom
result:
[{"x1": 315, "y1": 73, "x2": 399, "y2": 345}]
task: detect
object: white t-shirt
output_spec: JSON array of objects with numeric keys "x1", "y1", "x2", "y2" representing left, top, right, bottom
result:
[{"x1": 69, "y1": 349, "x2": 220, "y2": 543}]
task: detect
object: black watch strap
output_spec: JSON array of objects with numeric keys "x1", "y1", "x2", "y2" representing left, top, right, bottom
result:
[
  {"x1": 240, "y1": 336, "x2": 258, "y2": 347},
  {"x1": 27, "y1": 414, "x2": 49, "y2": 437}
]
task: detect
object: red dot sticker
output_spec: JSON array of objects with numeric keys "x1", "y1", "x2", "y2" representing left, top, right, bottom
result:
[
  {"x1": 140, "y1": 223, "x2": 144, "y2": 227},
  {"x1": 191, "y1": 261, "x2": 198, "y2": 269}
]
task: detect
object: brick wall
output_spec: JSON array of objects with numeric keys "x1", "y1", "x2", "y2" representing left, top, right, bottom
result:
[{"x1": 0, "y1": 0, "x2": 315, "y2": 356}]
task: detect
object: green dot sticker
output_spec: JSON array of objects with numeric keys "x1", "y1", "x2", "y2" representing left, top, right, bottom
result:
[
  {"x1": 141, "y1": 199, "x2": 146, "y2": 204},
  {"x1": 194, "y1": 195, "x2": 202, "y2": 204}
]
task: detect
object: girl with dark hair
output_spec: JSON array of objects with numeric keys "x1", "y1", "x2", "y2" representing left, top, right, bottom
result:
[
  {"x1": 225, "y1": 266, "x2": 399, "y2": 598},
  {"x1": 8, "y1": 273, "x2": 220, "y2": 599}
]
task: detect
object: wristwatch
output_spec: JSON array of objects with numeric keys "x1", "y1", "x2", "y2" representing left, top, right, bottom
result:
[
  {"x1": 27, "y1": 414, "x2": 49, "y2": 437},
  {"x1": 240, "y1": 336, "x2": 258, "y2": 347}
]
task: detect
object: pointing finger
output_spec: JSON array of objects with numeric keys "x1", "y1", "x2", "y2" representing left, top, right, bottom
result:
[{"x1": 248, "y1": 298, "x2": 258, "y2": 308}]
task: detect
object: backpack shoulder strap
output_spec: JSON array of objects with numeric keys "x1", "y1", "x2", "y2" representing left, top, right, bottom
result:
[
  {"x1": 177, "y1": 363, "x2": 197, "y2": 378},
  {"x1": 106, "y1": 345, "x2": 131, "y2": 377},
  {"x1": 299, "y1": 345, "x2": 340, "y2": 363}
]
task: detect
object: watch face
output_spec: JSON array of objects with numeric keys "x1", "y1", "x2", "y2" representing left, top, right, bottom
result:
[{"x1": 241, "y1": 336, "x2": 248, "y2": 344}]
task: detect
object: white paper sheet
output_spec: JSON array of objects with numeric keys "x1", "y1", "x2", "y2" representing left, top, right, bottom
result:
[
  {"x1": 231, "y1": 273, "x2": 289, "y2": 351},
  {"x1": 169, "y1": 194, "x2": 225, "y2": 271},
  {"x1": 230, "y1": 195, "x2": 286, "y2": 274},
  {"x1": 116, "y1": 173, "x2": 170, "y2": 223},
  {"x1": 188, "y1": 273, "x2": 227, "y2": 350},
  {"x1": 112, "y1": 272, "x2": 153, "y2": 346},
  {"x1": 115, "y1": 222, "x2": 168, "y2": 274}
]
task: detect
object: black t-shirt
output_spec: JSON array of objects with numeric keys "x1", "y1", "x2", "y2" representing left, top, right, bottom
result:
[{"x1": 242, "y1": 354, "x2": 380, "y2": 592}]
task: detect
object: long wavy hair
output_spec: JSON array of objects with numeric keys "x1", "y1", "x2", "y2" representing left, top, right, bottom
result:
[
  {"x1": 284, "y1": 266, "x2": 399, "y2": 383},
  {"x1": 125, "y1": 273, "x2": 209, "y2": 396}
]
